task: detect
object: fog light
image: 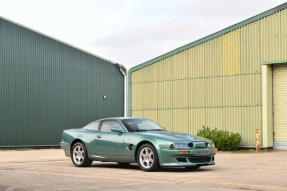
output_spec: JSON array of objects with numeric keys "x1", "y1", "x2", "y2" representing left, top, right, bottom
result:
[{"x1": 178, "y1": 151, "x2": 190, "y2": 153}]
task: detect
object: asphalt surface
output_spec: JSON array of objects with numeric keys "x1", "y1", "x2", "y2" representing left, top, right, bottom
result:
[{"x1": 0, "y1": 149, "x2": 286, "y2": 191}]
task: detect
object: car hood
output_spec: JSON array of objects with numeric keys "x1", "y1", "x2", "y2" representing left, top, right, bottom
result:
[{"x1": 136, "y1": 131, "x2": 212, "y2": 143}]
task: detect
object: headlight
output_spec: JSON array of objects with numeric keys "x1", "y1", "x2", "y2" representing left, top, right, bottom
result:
[
  {"x1": 207, "y1": 143, "x2": 215, "y2": 148},
  {"x1": 170, "y1": 143, "x2": 189, "y2": 149}
]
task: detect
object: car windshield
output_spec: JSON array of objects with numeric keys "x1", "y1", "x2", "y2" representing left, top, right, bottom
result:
[{"x1": 122, "y1": 119, "x2": 164, "y2": 132}]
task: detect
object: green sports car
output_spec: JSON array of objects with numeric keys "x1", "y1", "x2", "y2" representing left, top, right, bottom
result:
[{"x1": 60, "y1": 117, "x2": 217, "y2": 172}]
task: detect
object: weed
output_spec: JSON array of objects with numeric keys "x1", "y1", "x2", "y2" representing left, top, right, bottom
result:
[{"x1": 15, "y1": 148, "x2": 29, "y2": 151}]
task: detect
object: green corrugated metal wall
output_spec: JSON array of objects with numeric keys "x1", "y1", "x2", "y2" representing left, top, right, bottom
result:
[
  {"x1": 129, "y1": 4, "x2": 287, "y2": 147},
  {"x1": 0, "y1": 18, "x2": 124, "y2": 147}
]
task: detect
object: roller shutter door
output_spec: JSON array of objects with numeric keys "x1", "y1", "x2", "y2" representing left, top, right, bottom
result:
[{"x1": 273, "y1": 64, "x2": 287, "y2": 150}]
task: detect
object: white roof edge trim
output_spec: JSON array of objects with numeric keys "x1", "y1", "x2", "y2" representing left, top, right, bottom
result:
[{"x1": 0, "y1": 16, "x2": 127, "y2": 70}]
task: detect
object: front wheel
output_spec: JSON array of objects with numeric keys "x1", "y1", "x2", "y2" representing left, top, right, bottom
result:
[
  {"x1": 137, "y1": 143, "x2": 161, "y2": 172},
  {"x1": 71, "y1": 142, "x2": 92, "y2": 167}
]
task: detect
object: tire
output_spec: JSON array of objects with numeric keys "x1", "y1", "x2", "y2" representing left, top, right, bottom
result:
[
  {"x1": 71, "y1": 142, "x2": 92, "y2": 167},
  {"x1": 185, "y1": 166, "x2": 201, "y2": 169},
  {"x1": 137, "y1": 143, "x2": 161, "y2": 172},
  {"x1": 117, "y1": 162, "x2": 130, "y2": 165}
]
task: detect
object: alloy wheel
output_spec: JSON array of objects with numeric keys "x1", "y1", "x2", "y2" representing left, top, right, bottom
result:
[
  {"x1": 139, "y1": 147, "x2": 154, "y2": 169},
  {"x1": 73, "y1": 145, "x2": 85, "y2": 165}
]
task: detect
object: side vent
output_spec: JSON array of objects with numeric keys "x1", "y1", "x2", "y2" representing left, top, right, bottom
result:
[{"x1": 127, "y1": 144, "x2": 133, "y2": 151}]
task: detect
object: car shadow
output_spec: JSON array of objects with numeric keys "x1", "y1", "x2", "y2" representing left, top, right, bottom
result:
[
  {"x1": 160, "y1": 167, "x2": 214, "y2": 173},
  {"x1": 89, "y1": 162, "x2": 215, "y2": 173},
  {"x1": 90, "y1": 162, "x2": 139, "y2": 170}
]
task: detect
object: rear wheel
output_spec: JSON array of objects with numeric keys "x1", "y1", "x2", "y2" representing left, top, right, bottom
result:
[
  {"x1": 117, "y1": 162, "x2": 130, "y2": 165},
  {"x1": 71, "y1": 142, "x2": 92, "y2": 167},
  {"x1": 137, "y1": 143, "x2": 161, "y2": 172}
]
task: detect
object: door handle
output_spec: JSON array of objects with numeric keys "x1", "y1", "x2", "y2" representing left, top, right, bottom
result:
[{"x1": 96, "y1": 135, "x2": 102, "y2": 138}]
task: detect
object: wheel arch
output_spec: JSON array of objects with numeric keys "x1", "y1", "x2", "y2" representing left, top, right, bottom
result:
[
  {"x1": 70, "y1": 138, "x2": 85, "y2": 154},
  {"x1": 134, "y1": 140, "x2": 157, "y2": 162},
  {"x1": 70, "y1": 138, "x2": 93, "y2": 167}
]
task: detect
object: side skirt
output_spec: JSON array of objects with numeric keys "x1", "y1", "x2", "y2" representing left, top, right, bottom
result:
[{"x1": 89, "y1": 155, "x2": 136, "y2": 163}]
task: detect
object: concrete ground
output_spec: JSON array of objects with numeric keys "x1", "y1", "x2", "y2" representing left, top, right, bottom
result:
[{"x1": 0, "y1": 149, "x2": 286, "y2": 191}]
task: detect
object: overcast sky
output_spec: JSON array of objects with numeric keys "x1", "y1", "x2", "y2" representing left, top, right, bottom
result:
[{"x1": 0, "y1": 0, "x2": 286, "y2": 69}]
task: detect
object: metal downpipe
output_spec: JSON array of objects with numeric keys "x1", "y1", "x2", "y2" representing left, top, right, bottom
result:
[{"x1": 116, "y1": 64, "x2": 127, "y2": 117}]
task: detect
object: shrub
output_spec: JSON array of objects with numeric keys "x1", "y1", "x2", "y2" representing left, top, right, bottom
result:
[{"x1": 197, "y1": 126, "x2": 242, "y2": 151}]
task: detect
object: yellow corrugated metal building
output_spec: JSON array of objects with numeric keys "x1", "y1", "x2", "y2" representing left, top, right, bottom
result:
[{"x1": 128, "y1": 3, "x2": 287, "y2": 150}]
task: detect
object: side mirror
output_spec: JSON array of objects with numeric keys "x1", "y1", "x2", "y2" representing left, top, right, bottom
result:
[
  {"x1": 162, "y1": 127, "x2": 167, "y2": 130},
  {"x1": 111, "y1": 127, "x2": 125, "y2": 133}
]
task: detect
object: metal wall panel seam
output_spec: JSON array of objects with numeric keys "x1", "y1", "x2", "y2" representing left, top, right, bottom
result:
[
  {"x1": 158, "y1": 63, "x2": 160, "y2": 127},
  {"x1": 202, "y1": 44, "x2": 206, "y2": 127},
  {"x1": 259, "y1": 19, "x2": 264, "y2": 146},
  {"x1": 131, "y1": 105, "x2": 263, "y2": 111},
  {"x1": 130, "y1": 72, "x2": 262, "y2": 85},
  {"x1": 240, "y1": 28, "x2": 243, "y2": 143},
  {"x1": 187, "y1": 48, "x2": 189, "y2": 134}
]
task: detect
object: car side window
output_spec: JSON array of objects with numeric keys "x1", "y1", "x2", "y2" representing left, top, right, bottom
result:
[
  {"x1": 83, "y1": 122, "x2": 99, "y2": 131},
  {"x1": 100, "y1": 121, "x2": 123, "y2": 132}
]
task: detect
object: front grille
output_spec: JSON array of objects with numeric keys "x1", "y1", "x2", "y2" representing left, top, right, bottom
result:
[
  {"x1": 188, "y1": 157, "x2": 211, "y2": 163},
  {"x1": 176, "y1": 158, "x2": 187, "y2": 162}
]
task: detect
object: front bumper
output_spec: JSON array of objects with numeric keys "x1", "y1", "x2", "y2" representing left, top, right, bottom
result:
[
  {"x1": 159, "y1": 148, "x2": 216, "y2": 167},
  {"x1": 60, "y1": 142, "x2": 71, "y2": 157}
]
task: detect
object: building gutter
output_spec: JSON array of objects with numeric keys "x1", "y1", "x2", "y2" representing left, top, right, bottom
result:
[{"x1": 116, "y1": 64, "x2": 127, "y2": 117}]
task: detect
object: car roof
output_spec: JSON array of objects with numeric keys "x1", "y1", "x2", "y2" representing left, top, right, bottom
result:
[{"x1": 98, "y1": 117, "x2": 144, "y2": 121}]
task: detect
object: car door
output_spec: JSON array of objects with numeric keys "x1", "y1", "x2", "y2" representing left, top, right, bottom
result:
[
  {"x1": 82, "y1": 121, "x2": 100, "y2": 155},
  {"x1": 95, "y1": 120, "x2": 125, "y2": 156}
]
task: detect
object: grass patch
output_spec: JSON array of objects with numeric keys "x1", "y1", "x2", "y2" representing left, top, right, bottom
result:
[{"x1": 15, "y1": 148, "x2": 29, "y2": 151}]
